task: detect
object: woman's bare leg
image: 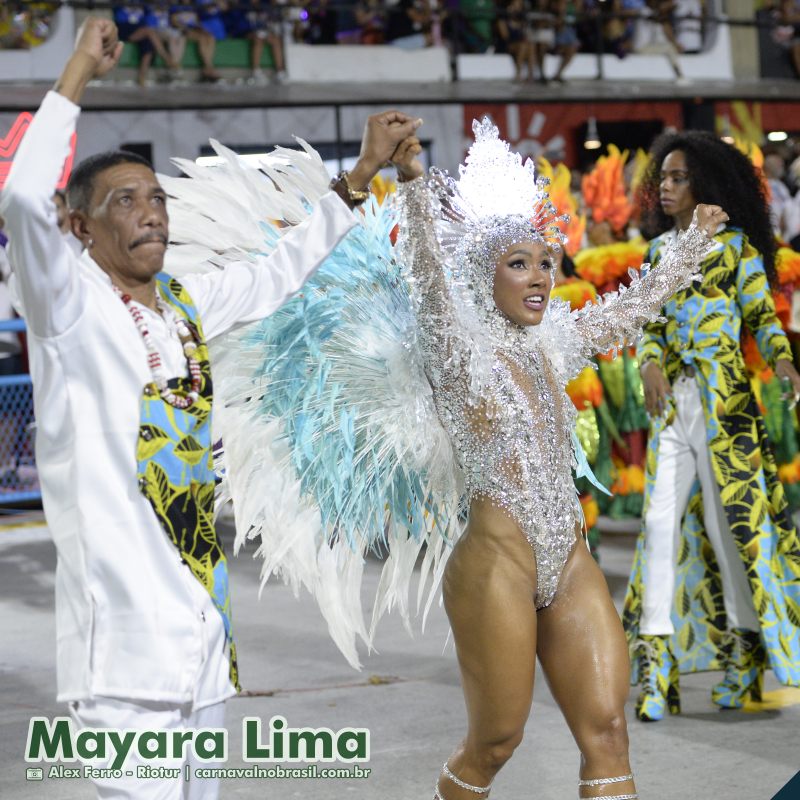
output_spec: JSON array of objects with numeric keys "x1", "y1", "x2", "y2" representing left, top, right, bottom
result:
[
  {"x1": 186, "y1": 29, "x2": 220, "y2": 78},
  {"x1": 248, "y1": 32, "x2": 265, "y2": 71},
  {"x1": 136, "y1": 50, "x2": 154, "y2": 86},
  {"x1": 166, "y1": 32, "x2": 186, "y2": 67},
  {"x1": 268, "y1": 34, "x2": 285, "y2": 72},
  {"x1": 439, "y1": 520, "x2": 538, "y2": 799},
  {"x1": 129, "y1": 27, "x2": 178, "y2": 69},
  {"x1": 509, "y1": 42, "x2": 524, "y2": 80},
  {"x1": 554, "y1": 44, "x2": 577, "y2": 80},
  {"x1": 537, "y1": 537, "x2": 636, "y2": 798}
]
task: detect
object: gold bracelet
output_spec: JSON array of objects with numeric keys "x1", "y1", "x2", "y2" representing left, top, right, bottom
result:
[{"x1": 331, "y1": 170, "x2": 370, "y2": 205}]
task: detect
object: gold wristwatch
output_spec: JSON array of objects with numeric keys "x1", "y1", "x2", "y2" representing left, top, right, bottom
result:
[{"x1": 331, "y1": 170, "x2": 371, "y2": 207}]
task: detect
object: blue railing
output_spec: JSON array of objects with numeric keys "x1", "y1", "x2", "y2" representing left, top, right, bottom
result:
[{"x1": 0, "y1": 318, "x2": 40, "y2": 505}]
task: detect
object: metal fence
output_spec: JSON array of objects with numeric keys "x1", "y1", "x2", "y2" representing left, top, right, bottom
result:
[{"x1": 0, "y1": 318, "x2": 39, "y2": 505}]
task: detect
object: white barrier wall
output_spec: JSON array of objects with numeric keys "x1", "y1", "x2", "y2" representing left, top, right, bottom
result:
[
  {"x1": 285, "y1": 43, "x2": 452, "y2": 83},
  {"x1": 0, "y1": 8, "x2": 76, "y2": 82}
]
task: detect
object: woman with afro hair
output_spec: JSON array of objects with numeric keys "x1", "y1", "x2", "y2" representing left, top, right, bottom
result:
[{"x1": 622, "y1": 130, "x2": 800, "y2": 721}]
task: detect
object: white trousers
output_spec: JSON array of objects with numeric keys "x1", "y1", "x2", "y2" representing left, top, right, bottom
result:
[
  {"x1": 640, "y1": 375, "x2": 760, "y2": 635},
  {"x1": 69, "y1": 697, "x2": 225, "y2": 800}
]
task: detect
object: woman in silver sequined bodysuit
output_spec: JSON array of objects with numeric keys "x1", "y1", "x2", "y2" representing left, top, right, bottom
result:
[{"x1": 390, "y1": 130, "x2": 727, "y2": 800}]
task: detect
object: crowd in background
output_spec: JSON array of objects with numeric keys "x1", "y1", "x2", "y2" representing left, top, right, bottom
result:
[
  {"x1": 0, "y1": 0, "x2": 714, "y2": 85},
  {"x1": 764, "y1": 140, "x2": 800, "y2": 249},
  {"x1": 9, "y1": 2, "x2": 800, "y2": 85},
  {"x1": 767, "y1": 0, "x2": 800, "y2": 78},
  {"x1": 0, "y1": 2, "x2": 58, "y2": 49}
]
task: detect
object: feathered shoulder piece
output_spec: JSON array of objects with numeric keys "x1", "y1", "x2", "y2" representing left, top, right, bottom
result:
[
  {"x1": 161, "y1": 141, "x2": 462, "y2": 669},
  {"x1": 161, "y1": 137, "x2": 330, "y2": 276}
]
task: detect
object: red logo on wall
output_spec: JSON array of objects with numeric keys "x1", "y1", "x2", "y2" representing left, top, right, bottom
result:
[{"x1": 0, "y1": 112, "x2": 77, "y2": 191}]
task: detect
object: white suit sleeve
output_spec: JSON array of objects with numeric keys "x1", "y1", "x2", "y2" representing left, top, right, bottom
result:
[
  {"x1": 0, "y1": 91, "x2": 84, "y2": 338},
  {"x1": 180, "y1": 191, "x2": 357, "y2": 341}
]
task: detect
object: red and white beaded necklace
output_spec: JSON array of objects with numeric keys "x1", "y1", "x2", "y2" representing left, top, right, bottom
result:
[{"x1": 114, "y1": 286, "x2": 202, "y2": 409}]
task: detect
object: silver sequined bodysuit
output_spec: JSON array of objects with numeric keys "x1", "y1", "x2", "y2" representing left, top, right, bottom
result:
[{"x1": 396, "y1": 176, "x2": 711, "y2": 607}]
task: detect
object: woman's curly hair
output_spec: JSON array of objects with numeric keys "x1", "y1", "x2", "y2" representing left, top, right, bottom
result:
[{"x1": 638, "y1": 130, "x2": 777, "y2": 284}]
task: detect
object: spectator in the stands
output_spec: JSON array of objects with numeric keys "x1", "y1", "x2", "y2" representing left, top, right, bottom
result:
[
  {"x1": 0, "y1": 4, "x2": 18, "y2": 49},
  {"x1": 113, "y1": 4, "x2": 181, "y2": 86},
  {"x1": 496, "y1": 0, "x2": 536, "y2": 80},
  {"x1": 305, "y1": 0, "x2": 340, "y2": 43},
  {"x1": 785, "y1": 156, "x2": 800, "y2": 249},
  {"x1": 223, "y1": 0, "x2": 287, "y2": 83},
  {"x1": 673, "y1": 0, "x2": 704, "y2": 52},
  {"x1": 198, "y1": 0, "x2": 228, "y2": 41},
  {"x1": 169, "y1": 2, "x2": 223, "y2": 81},
  {"x1": 777, "y1": 0, "x2": 800, "y2": 77},
  {"x1": 353, "y1": 0, "x2": 388, "y2": 43},
  {"x1": 605, "y1": 0, "x2": 644, "y2": 57},
  {"x1": 633, "y1": 0, "x2": 687, "y2": 82},
  {"x1": 551, "y1": 0, "x2": 581, "y2": 81},
  {"x1": 443, "y1": 0, "x2": 494, "y2": 52},
  {"x1": 529, "y1": 0, "x2": 556, "y2": 80},
  {"x1": 143, "y1": 2, "x2": 188, "y2": 77},
  {"x1": 576, "y1": 0, "x2": 604, "y2": 54},
  {"x1": 386, "y1": 0, "x2": 432, "y2": 48},
  {"x1": 764, "y1": 151, "x2": 793, "y2": 240},
  {"x1": 0, "y1": 1, "x2": 55, "y2": 49}
]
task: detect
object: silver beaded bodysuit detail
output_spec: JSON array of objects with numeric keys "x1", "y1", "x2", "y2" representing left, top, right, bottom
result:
[{"x1": 396, "y1": 176, "x2": 711, "y2": 607}]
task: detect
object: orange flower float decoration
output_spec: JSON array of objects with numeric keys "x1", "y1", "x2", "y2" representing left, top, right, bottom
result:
[
  {"x1": 610, "y1": 464, "x2": 645, "y2": 496},
  {"x1": 741, "y1": 332, "x2": 767, "y2": 375},
  {"x1": 580, "y1": 493, "x2": 600, "y2": 530},
  {"x1": 573, "y1": 240, "x2": 648, "y2": 290},
  {"x1": 581, "y1": 144, "x2": 635, "y2": 235},
  {"x1": 773, "y1": 290, "x2": 791, "y2": 331},
  {"x1": 537, "y1": 156, "x2": 586, "y2": 258},
  {"x1": 776, "y1": 247, "x2": 800, "y2": 287}
]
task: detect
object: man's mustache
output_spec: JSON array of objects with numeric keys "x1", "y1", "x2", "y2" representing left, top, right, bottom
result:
[{"x1": 130, "y1": 233, "x2": 168, "y2": 249}]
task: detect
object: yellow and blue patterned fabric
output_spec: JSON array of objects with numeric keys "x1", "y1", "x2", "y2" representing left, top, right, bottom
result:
[
  {"x1": 623, "y1": 228, "x2": 800, "y2": 685},
  {"x1": 135, "y1": 273, "x2": 239, "y2": 691}
]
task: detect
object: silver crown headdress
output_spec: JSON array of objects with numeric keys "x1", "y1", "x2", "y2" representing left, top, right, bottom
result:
[{"x1": 432, "y1": 117, "x2": 569, "y2": 311}]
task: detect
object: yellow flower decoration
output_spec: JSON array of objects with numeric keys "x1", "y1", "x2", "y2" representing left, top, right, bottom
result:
[
  {"x1": 370, "y1": 174, "x2": 397, "y2": 206},
  {"x1": 551, "y1": 279, "x2": 597, "y2": 311},
  {"x1": 537, "y1": 156, "x2": 586, "y2": 258},
  {"x1": 566, "y1": 366, "x2": 604, "y2": 410},
  {"x1": 573, "y1": 239, "x2": 648, "y2": 289}
]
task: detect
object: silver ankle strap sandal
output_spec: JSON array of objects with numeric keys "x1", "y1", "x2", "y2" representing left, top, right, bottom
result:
[
  {"x1": 434, "y1": 762, "x2": 493, "y2": 799},
  {"x1": 578, "y1": 773, "x2": 637, "y2": 799}
]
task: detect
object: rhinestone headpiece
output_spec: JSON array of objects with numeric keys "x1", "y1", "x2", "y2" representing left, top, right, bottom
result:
[{"x1": 431, "y1": 117, "x2": 569, "y2": 323}]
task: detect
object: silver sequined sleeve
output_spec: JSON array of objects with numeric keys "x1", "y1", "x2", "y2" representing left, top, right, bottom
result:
[
  {"x1": 395, "y1": 176, "x2": 454, "y2": 385},
  {"x1": 568, "y1": 223, "x2": 712, "y2": 378}
]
